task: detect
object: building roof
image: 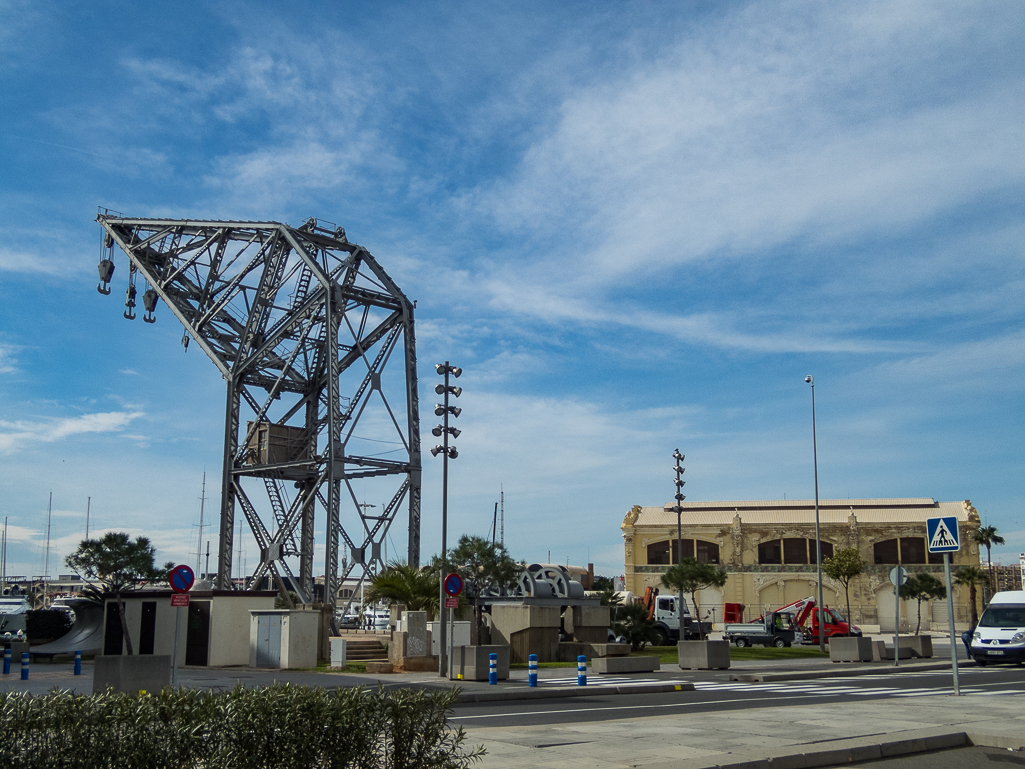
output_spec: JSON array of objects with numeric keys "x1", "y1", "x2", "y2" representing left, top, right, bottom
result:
[{"x1": 624, "y1": 498, "x2": 974, "y2": 528}]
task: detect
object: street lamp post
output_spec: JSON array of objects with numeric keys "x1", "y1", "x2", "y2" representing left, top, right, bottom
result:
[
  {"x1": 672, "y1": 450, "x2": 686, "y2": 640},
  {"x1": 805, "y1": 375, "x2": 826, "y2": 653},
  {"x1": 432, "y1": 362, "x2": 462, "y2": 678}
]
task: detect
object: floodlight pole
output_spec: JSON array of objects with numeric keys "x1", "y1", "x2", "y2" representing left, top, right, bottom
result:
[
  {"x1": 806, "y1": 376, "x2": 826, "y2": 653},
  {"x1": 433, "y1": 362, "x2": 461, "y2": 678},
  {"x1": 672, "y1": 450, "x2": 686, "y2": 640}
]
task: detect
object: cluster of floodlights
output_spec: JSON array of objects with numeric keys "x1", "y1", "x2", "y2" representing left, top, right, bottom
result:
[{"x1": 431, "y1": 363, "x2": 462, "y2": 458}]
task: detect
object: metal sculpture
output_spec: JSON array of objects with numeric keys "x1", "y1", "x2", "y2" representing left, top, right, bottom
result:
[{"x1": 95, "y1": 211, "x2": 421, "y2": 608}]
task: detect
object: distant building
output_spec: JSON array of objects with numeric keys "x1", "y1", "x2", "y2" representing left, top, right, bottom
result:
[
  {"x1": 622, "y1": 498, "x2": 983, "y2": 631},
  {"x1": 994, "y1": 562, "x2": 1023, "y2": 592}
]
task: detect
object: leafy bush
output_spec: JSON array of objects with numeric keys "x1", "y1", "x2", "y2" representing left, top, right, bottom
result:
[{"x1": 0, "y1": 684, "x2": 484, "y2": 769}]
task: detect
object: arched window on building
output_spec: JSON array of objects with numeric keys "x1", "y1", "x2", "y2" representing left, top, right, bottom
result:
[
  {"x1": 646, "y1": 539, "x2": 718, "y2": 565},
  {"x1": 874, "y1": 537, "x2": 944, "y2": 565},
  {"x1": 758, "y1": 538, "x2": 833, "y2": 565}
]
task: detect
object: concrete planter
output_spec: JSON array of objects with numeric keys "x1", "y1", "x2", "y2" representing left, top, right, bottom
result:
[
  {"x1": 898, "y1": 635, "x2": 933, "y2": 658},
  {"x1": 93, "y1": 654, "x2": 171, "y2": 694},
  {"x1": 678, "y1": 640, "x2": 730, "y2": 670},
  {"x1": 451, "y1": 645, "x2": 510, "y2": 681},
  {"x1": 593, "y1": 656, "x2": 660, "y2": 674},
  {"x1": 829, "y1": 636, "x2": 873, "y2": 662}
]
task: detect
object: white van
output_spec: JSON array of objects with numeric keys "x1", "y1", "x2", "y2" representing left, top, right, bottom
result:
[{"x1": 970, "y1": 590, "x2": 1025, "y2": 666}]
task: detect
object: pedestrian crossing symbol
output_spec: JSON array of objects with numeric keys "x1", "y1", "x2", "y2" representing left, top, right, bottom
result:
[{"x1": 926, "y1": 516, "x2": 960, "y2": 553}]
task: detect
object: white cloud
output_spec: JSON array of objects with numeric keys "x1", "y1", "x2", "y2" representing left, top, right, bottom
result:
[{"x1": 0, "y1": 411, "x2": 145, "y2": 454}]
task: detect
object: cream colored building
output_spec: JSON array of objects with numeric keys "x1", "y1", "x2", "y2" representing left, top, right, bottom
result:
[{"x1": 621, "y1": 498, "x2": 982, "y2": 631}]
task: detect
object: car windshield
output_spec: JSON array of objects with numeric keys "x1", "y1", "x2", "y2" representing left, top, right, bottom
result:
[
  {"x1": 828, "y1": 610, "x2": 846, "y2": 623},
  {"x1": 979, "y1": 607, "x2": 1025, "y2": 628}
]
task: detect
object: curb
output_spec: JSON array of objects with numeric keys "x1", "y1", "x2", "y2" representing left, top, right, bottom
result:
[
  {"x1": 456, "y1": 681, "x2": 694, "y2": 703},
  {"x1": 730, "y1": 660, "x2": 975, "y2": 682},
  {"x1": 655, "y1": 728, "x2": 971, "y2": 769}
]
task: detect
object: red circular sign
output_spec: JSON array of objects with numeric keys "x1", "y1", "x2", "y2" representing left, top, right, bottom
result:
[
  {"x1": 169, "y1": 564, "x2": 195, "y2": 593},
  {"x1": 443, "y1": 572, "x2": 463, "y2": 596}
]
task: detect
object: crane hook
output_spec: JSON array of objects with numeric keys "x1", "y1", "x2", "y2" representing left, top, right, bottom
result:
[
  {"x1": 142, "y1": 288, "x2": 158, "y2": 323},
  {"x1": 97, "y1": 259, "x2": 115, "y2": 295}
]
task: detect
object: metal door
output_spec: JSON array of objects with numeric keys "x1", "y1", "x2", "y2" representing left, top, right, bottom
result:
[{"x1": 255, "y1": 614, "x2": 281, "y2": 667}]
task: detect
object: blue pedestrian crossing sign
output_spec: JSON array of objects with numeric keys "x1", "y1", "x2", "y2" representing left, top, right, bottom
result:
[{"x1": 926, "y1": 516, "x2": 960, "y2": 553}]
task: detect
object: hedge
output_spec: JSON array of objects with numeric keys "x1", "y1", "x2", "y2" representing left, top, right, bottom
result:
[{"x1": 0, "y1": 684, "x2": 484, "y2": 769}]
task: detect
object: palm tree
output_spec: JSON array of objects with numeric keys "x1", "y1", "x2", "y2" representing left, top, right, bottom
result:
[
  {"x1": 954, "y1": 566, "x2": 988, "y2": 629},
  {"x1": 365, "y1": 562, "x2": 440, "y2": 619},
  {"x1": 970, "y1": 525, "x2": 1005, "y2": 601}
]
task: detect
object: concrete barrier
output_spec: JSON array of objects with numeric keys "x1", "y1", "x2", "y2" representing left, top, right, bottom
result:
[
  {"x1": 678, "y1": 640, "x2": 730, "y2": 670},
  {"x1": 899, "y1": 635, "x2": 933, "y2": 658},
  {"x1": 365, "y1": 661, "x2": 394, "y2": 674},
  {"x1": 93, "y1": 655, "x2": 171, "y2": 694},
  {"x1": 829, "y1": 636, "x2": 874, "y2": 662},
  {"x1": 452, "y1": 645, "x2": 510, "y2": 681},
  {"x1": 592, "y1": 656, "x2": 660, "y2": 674}
]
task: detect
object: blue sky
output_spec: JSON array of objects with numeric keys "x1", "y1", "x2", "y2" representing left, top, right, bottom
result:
[{"x1": 1, "y1": 0, "x2": 1022, "y2": 582}]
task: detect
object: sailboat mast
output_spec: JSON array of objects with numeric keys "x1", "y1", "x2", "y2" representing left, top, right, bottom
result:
[{"x1": 44, "y1": 492, "x2": 52, "y2": 606}]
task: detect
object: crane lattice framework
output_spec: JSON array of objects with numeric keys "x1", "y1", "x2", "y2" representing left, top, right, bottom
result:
[{"x1": 96, "y1": 211, "x2": 422, "y2": 608}]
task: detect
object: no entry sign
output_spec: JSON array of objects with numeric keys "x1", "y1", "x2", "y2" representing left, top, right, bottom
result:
[{"x1": 169, "y1": 564, "x2": 196, "y2": 593}]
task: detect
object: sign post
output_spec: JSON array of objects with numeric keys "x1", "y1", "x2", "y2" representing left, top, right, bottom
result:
[
  {"x1": 889, "y1": 565, "x2": 908, "y2": 667},
  {"x1": 927, "y1": 516, "x2": 961, "y2": 696},
  {"x1": 443, "y1": 573, "x2": 464, "y2": 680},
  {"x1": 169, "y1": 564, "x2": 195, "y2": 688}
]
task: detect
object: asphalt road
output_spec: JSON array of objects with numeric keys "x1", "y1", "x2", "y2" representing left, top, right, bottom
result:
[{"x1": 450, "y1": 666, "x2": 1025, "y2": 729}]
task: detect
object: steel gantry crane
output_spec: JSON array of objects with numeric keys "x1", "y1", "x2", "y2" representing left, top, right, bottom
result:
[{"x1": 95, "y1": 211, "x2": 422, "y2": 610}]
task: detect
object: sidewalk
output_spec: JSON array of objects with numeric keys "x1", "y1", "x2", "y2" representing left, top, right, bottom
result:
[{"x1": 467, "y1": 691, "x2": 1025, "y2": 769}]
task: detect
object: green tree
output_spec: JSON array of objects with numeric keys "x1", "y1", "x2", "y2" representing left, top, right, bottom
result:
[
  {"x1": 954, "y1": 565, "x2": 988, "y2": 629},
  {"x1": 612, "y1": 602, "x2": 659, "y2": 650},
  {"x1": 898, "y1": 572, "x2": 947, "y2": 635},
  {"x1": 591, "y1": 575, "x2": 615, "y2": 592},
  {"x1": 822, "y1": 547, "x2": 866, "y2": 632},
  {"x1": 661, "y1": 559, "x2": 728, "y2": 640},
  {"x1": 366, "y1": 562, "x2": 440, "y2": 619},
  {"x1": 970, "y1": 525, "x2": 1005, "y2": 601},
  {"x1": 448, "y1": 535, "x2": 524, "y2": 642},
  {"x1": 65, "y1": 532, "x2": 172, "y2": 655}
]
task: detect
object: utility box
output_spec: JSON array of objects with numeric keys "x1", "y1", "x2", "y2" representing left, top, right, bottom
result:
[
  {"x1": 249, "y1": 610, "x2": 319, "y2": 669},
  {"x1": 245, "y1": 422, "x2": 311, "y2": 466}
]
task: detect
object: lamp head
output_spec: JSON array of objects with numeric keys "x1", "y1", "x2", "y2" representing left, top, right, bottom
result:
[
  {"x1": 805, "y1": 375, "x2": 813, "y2": 384},
  {"x1": 432, "y1": 426, "x2": 443, "y2": 437}
]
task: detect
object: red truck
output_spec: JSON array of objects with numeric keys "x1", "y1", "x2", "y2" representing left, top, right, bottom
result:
[{"x1": 759, "y1": 596, "x2": 862, "y2": 642}]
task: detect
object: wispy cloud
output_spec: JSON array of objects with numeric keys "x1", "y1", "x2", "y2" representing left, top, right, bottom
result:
[{"x1": 0, "y1": 411, "x2": 145, "y2": 453}]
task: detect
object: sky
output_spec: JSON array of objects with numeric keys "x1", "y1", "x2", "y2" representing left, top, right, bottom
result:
[{"x1": 1, "y1": 0, "x2": 1022, "y2": 584}]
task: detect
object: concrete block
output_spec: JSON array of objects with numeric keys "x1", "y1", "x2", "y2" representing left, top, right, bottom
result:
[
  {"x1": 365, "y1": 661, "x2": 394, "y2": 674},
  {"x1": 592, "y1": 655, "x2": 660, "y2": 674},
  {"x1": 395, "y1": 655, "x2": 439, "y2": 672},
  {"x1": 678, "y1": 640, "x2": 730, "y2": 670},
  {"x1": 329, "y1": 638, "x2": 346, "y2": 669},
  {"x1": 451, "y1": 645, "x2": 509, "y2": 681},
  {"x1": 591, "y1": 643, "x2": 631, "y2": 657},
  {"x1": 93, "y1": 655, "x2": 171, "y2": 694},
  {"x1": 899, "y1": 635, "x2": 933, "y2": 658},
  {"x1": 829, "y1": 636, "x2": 874, "y2": 662},
  {"x1": 882, "y1": 644, "x2": 914, "y2": 660}
]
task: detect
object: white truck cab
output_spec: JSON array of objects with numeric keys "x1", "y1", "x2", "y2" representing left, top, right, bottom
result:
[
  {"x1": 971, "y1": 590, "x2": 1025, "y2": 666},
  {"x1": 651, "y1": 595, "x2": 694, "y2": 645}
]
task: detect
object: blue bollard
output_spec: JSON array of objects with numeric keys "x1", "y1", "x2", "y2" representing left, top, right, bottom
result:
[
  {"x1": 488, "y1": 652, "x2": 497, "y2": 685},
  {"x1": 21, "y1": 652, "x2": 29, "y2": 681},
  {"x1": 528, "y1": 653, "x2": 538, "y2": 687},
  {"x1": 74, "y1": 650, "x2": 82, "y2": 676},
  {"x1": 3, "y1": 648, "x2": 10, "y2": 675},
  {"x1": 577, "y1": 655, "x2": 587, "y2": 686}
]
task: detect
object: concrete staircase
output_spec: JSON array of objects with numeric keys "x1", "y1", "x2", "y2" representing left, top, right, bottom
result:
[{"x1": 343, "y1": 639, "x2": 388, "y2": 661}]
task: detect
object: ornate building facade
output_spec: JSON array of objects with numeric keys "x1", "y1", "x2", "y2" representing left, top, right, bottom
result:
[{"x1": 621, "y1": 498, "x2": 982, "y2": 631}]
